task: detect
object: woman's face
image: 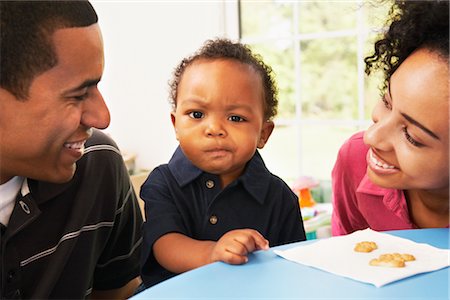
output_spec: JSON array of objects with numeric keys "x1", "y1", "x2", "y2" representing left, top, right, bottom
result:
[{"x1": 363, "y1": 48, "x2": 449, "y2": 194}]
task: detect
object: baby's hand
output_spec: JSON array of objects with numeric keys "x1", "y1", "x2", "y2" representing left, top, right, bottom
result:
[{"x1": 211, "y1": 229, "x2": 269, "y2": 265}]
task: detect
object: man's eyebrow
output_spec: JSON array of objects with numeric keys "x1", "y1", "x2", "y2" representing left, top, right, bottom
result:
[
  {"x1": 64, "y1": 78, "x2": 100, "y2": 94},
  {"x1": 401, "y1": 113, "x2": 440, "y2": 140}
]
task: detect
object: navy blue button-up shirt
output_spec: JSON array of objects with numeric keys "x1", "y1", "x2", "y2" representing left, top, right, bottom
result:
[{"x1": 140, "y1": 146, "x2": 305, "y2": 287}]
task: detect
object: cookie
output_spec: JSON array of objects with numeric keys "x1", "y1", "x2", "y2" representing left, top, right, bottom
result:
[
  {"x1": 369, "y1": 257, "x2": 405, "y2": 268},
  {"x1": 354, "y1": 241, "x2": 378, "y2": 253},
  {"x1": 379, "y1": 253, "x2": 416, "y2": 262},
  {"x1": 369, "y1": 253, "x2": 415, "y2": 268}
]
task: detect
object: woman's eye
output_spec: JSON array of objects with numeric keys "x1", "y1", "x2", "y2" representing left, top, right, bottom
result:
[
  {"x1": 189, "y1": 111, "x2": 203, "y2": 119},
  {"x1": 382, "y1": 95, "x2": 392, "y2": 110},
  {"x1": 229, "y1": 115, "x2": 245, "y2": 122},
  {"x1": 402, "y1": 126, "x2": 424, "y2": 147}
]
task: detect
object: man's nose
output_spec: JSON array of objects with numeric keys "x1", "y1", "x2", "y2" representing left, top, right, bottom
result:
[{"x1": 80, "y1": 89, "x2": 111, "y2": 129}]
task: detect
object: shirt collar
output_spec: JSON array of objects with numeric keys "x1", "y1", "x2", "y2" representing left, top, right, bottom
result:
[
  {"x1": 24, "y1": 177, "x2": 73, "y2": 205},
  {"x1": 168, "y1": 146, "x2": 271, "y2": 205},
  {"x1": 168, "y1": 146, "x2": 203, "y2": 187},
  {"x1": 356, "y1": 173, "x2": 407, "y2": 212}
]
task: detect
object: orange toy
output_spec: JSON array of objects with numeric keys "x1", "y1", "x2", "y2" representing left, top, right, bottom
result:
[{"x1": 292, "y1": 176, "x2": 319, "y2": 208}]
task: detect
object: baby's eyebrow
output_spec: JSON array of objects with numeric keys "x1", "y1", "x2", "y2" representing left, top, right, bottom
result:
[{"x1": 226, "y1": 103, "x2": 255, "y2": 111}]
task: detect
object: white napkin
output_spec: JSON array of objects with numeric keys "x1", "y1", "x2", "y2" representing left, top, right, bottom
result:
[{"x1": 274, "y1": 228, "x2": 450, "y2": 287}]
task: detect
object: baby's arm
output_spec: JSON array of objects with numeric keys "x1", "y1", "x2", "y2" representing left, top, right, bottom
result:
[{"x1": 153, "y1": 229, "x2": 269, "y2": 274}]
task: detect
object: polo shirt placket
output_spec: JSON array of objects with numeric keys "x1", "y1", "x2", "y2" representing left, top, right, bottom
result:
[{"x1": 1, "y1": 192, "x2": 40, "y2": 299}]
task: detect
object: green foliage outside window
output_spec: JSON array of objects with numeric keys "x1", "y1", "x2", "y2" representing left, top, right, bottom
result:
[{"x1": 240, "y1": 0, "x2": 391, "y2": 184}]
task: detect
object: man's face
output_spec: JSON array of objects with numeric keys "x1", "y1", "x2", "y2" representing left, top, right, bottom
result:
[{"x1": 0, "y1": 24, "x2": 110, "y2": 184}]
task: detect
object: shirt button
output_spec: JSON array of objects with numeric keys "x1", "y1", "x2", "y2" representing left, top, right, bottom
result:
[
  {"x1": 205, "y1": 180, "x2": 215, "y2": 189},
  {"x1": 7, "y1": 270, "x2": 15, "y2": 283},
  {"x1": 19, "y1": 200, "x2": 31, "y2": 214},
  {"x1": 209, "y1": 215, "x2": 218, "y2": 225}
]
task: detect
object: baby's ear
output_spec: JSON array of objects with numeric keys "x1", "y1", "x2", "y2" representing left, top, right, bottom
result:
[
  {"x1": 170, "y1": 112, "x2": 179, "y2": 140},
  {"x1": 257, "y1": 121, "x2": 274, "y2": 149}
]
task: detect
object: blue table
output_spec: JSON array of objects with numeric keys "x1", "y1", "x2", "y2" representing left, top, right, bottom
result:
[{"x1": 133, "y1": 229, "x2": 449, "y2": 299}]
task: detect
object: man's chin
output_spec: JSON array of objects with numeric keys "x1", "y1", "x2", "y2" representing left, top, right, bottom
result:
[{"x1": 43, "y1": 166, "x2": 77, "y2": 184}]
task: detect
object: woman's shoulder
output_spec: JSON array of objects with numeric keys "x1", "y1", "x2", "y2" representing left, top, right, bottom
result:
[
  {"x1": 338, "y1": 131, "x2": 368, "y2": 160},
  {"x1": 333, "y1": 131, "x2": 369, "y2": 179}
]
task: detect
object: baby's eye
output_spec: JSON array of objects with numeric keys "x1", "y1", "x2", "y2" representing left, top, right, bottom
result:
[
  {"x1": 229, "y1": 115, "x2": 245, "y2": 122},
  {"x1": 189, "y1": 111, "x2": 204, "y2": 119}
]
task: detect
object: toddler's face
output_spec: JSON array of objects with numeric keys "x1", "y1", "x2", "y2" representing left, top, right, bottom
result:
[
  {"x1": 171, "y1": 58, "x2": 274, "y2": 187},
  {"x1": 363, "y1": 48, "x2": 449, "y2": 192}
]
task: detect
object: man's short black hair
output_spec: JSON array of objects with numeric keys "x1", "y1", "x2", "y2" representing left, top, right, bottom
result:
[{"x1": 0, "y1": 1, "x2": 98, "y2": 99}]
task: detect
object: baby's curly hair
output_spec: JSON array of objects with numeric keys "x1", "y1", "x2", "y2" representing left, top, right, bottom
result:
[
  {"x1": 364, "y1": 0, "x2": 449, "y2": 92},
  {"x1": 168, "y1": 38, "x2": 278, "y2": 121}
]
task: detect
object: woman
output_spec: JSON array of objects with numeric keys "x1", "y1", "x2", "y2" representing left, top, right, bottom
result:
[{"x1": 331, "y1": 0, "x2": 449, "y2": 235}]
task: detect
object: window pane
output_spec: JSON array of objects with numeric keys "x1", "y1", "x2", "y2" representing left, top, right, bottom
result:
[
  {"x1": 298, "y1": 2, "x2": 358, "y2": 33},
  {"x1": 300, "y1": 37, "x2": 358, "y2": 119},
  {"x1": 362, "y1": 1, "x2": 392, "y2": 119},
  {"x1": 239, "y1": 0, "x2": 391, "y2": 183},
  {"x1": 259, "y1": 124, "x2": 300, "y2": 185},
  {"x1": 364, "y1": 71, "x2": 384, "y2": 118},
  {"x1": 364, "y1": 1, "x2": 391, "y2": 30},
  {"x1": 248, "y1": 42, "x2": 296, "y2": 120},
  {"x1": 240, "y1": 1, "x2": 293, "y2": 38},
  {"x1": 300, "y1": 125, "x2": 360, "y2": 181}
]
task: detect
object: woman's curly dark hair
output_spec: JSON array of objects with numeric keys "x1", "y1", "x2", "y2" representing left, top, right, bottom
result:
[
  {"x1": 365, "y1": 0, "x2": 449, "y2": 92},
  {"x1": 168, "y1": 38, "x2": 278, "y2": 121}
]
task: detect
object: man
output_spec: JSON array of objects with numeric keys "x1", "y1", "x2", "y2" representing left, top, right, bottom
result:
[{"x1": 0, "y1": 1, "x2": 143, "y2": 298}]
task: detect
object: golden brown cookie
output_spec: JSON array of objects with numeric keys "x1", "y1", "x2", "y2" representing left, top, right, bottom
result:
[
  {"x1": 379, "y1": 253, "x2": 416, "y2": 262},
  {"x1": 399, "y1": 253, "x2": 416, "y2": 262},
  {"x1": 369, "y1": 253, "x2": 415, "y2": 268},
  {"x1": 369, "y1": 257, "x2": 405, "y2": 268},
  {"x1": 354, "y1": 241, "x2": 378, "y2": 253}
]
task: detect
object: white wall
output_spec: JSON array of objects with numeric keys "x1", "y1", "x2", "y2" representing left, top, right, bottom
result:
[{"x1": 92, "y1": 1, "x2": 238, "y2": 172}]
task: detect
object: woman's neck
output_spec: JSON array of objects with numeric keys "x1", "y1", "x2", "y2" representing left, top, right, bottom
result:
[{"x1": 406, "y1": 188, "x2": 449, "y2": 228}]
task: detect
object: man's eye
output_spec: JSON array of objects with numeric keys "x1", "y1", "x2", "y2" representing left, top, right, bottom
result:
[
  {"x1": 229, "y1": 115, "x2": 245, "y2": 122},
  {"x1": 189, "y1": 111, "x2": 203, "y2": 119},
  {"x1": 73, "y1": 94, "x2": 88, "y2": 101}
]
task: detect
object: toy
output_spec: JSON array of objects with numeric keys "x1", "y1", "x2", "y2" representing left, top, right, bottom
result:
[{"x1": 292, "y1": 176, "x2": 319, "y2": 208}]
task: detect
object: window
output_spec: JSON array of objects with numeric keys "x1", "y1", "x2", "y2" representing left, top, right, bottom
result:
[{"x1": 239, "y1": 1, "x2": 390, "y2": 192}]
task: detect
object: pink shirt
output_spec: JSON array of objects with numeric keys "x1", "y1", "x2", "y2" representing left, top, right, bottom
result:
[{"x1": 331, "y1": 131, "x2": 416, "y2": 236}]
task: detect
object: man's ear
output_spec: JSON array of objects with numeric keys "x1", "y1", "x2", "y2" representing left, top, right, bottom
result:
[
  {"x1": 170, "y1": 112, "x2": 179, "y2": 140},
  {"x1": 257, "y1": 121, "x2": 274, "y2": 149}
]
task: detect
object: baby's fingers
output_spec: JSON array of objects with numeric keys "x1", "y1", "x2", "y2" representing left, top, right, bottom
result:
[
  {"x1": 234, "y1": 230, "x2": 269, "y2": 252},
  {"x1": 221, "y1": 250, "x2": 249, "y2": 265}
]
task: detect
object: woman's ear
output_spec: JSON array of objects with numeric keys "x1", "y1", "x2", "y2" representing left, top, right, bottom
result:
[{"x1": 257, "y1": 121, "x2": 274, "y2": 149}]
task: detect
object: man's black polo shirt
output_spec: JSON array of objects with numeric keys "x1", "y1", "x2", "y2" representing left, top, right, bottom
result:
[
  {"x1": 0, "y1": 130, "x2": 143, "y2": 299},
  {"x1": 140, "y1": 146, "x2": 306, "y2": 287}
]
